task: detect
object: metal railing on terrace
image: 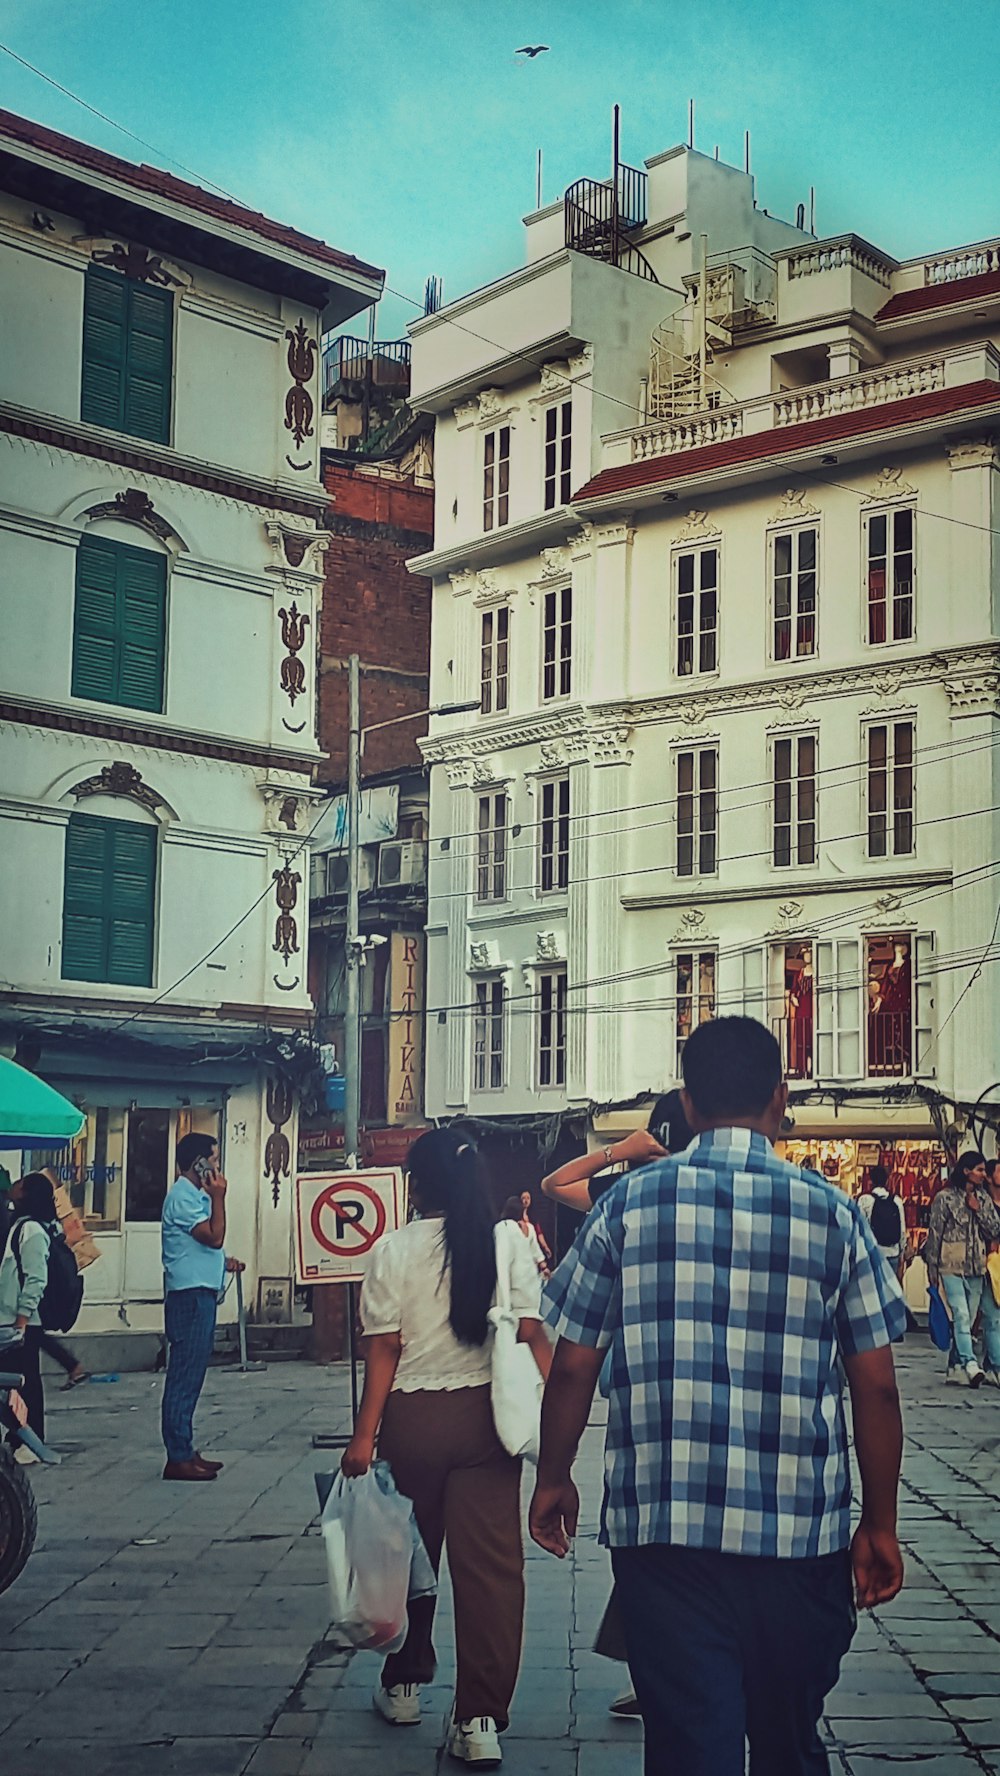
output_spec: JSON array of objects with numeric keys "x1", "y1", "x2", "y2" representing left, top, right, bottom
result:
[{"x1": 323, "y1": 336, "x2": 412, "y2": 400}]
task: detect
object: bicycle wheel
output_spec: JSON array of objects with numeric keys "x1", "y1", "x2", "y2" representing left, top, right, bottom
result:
[{"x1": 0, "y1": 1446, "x2": 38, "y2": 1595}]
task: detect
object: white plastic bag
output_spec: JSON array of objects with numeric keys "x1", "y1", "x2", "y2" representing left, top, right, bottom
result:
[
  {"x1": 489, "y1": 1221, "x2": 543, "y2": 1463},
  {"x1": 322, "y1": 1461, "x2": 414, "y2": 1653}
]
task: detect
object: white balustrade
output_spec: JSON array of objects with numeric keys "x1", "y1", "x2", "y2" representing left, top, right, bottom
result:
[{"x1": 923, "y1": 241, "x2": 1000, "y2": 285}]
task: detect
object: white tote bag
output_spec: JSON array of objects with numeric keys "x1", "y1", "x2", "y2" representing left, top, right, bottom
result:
[{"x1": 488, "y1": 1220, "x2": 544, "y2": 1463}]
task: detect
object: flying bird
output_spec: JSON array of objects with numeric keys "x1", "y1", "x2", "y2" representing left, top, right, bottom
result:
[{"x1": 516, "y1": 45, "x2": 550, "y2": 57}]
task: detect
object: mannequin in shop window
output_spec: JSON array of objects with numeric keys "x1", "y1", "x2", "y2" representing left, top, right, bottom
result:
[
  {"x1": 868, "y1": 940, "x2": 911, "y2": 1075},
  {"x1": 785, "y1": 951, "x2": 814, "y2": 1081}
]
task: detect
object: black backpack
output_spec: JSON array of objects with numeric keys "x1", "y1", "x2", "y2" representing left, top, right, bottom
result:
[
  {"x1": 12, "y1": 1219, "x2": 84, "y2": 1333},
  {"x1": 869, "y1": 1191, "x2": 901, "y2": 1249}
]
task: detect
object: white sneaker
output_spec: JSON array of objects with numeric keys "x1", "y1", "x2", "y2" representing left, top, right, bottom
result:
[
  {"x1": 946, "y1": 1366, "x2": 969, "y2": 1386},
  {"x1": 13, "y1": 1445, "x2": 39, "y2": 1465},
  {"x1": 966, "y1": 1361, "x2": 984, "y2": 1388},
  {"x1": 447, "y1": 1716, "x2": 502, "y2": 1766},
  {"x1": 372, "y1": 1683, "x2": 420, "y2": 1726}
]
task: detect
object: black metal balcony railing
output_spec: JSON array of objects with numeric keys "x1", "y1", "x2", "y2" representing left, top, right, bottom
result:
[
  {"x1": 323, "y1": 336, "x2": 412, "y2": 400},
  {"x1": 867, "y1": 1013, "x2": 912, "y2": 1079}
]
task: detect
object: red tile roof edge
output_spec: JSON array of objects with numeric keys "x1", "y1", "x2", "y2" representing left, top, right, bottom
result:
[
  {"x1": 0, "y1": 107, "x2": 384, "y2": 287},
  {"x1": 877, "y1": 268, "x2": 1000, "y2": 322},
  {"x1": 574, "y1": 379, "x2": 1000, "y2": 504}
]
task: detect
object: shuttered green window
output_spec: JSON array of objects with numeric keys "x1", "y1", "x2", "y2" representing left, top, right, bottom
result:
[
  {"x1": 81, "y1": 267, "x2": 173, "y2": 444},
  {"x1": 72, "y1": 534, "x2": 166, "y2": 713},
  {"x1": 62, "y1": 814, "x2": 157, "y2": 987}
]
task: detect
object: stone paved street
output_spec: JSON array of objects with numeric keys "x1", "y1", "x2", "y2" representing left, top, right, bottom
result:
[{"x1": 2, "y1": 1338, "x2": 1000, "y2": 1774}]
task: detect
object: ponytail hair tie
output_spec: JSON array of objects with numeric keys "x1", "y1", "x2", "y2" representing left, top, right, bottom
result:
[{"x1": 455, "y1": 1141, "x2": 474, "y2": 1157}]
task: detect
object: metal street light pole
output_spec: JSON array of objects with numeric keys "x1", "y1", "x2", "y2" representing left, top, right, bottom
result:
[{"x1": 343, "y1": 663, "x2": 478, "y2": 1174}]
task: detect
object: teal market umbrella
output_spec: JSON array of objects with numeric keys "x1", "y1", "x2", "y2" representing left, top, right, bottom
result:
[{"x1": 0, "y1": 1057, "x2": 85, "y2": 1146}]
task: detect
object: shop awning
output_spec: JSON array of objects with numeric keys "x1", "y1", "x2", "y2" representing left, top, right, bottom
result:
[{"x1": 0, "y1": 1056, "x2": 86, "y2": 1145}]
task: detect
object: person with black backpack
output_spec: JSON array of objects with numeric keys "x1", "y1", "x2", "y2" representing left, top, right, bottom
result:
[
  {"x1": 0, "y1": 1171, "x2": 84, "y2": 1454},
  {"x1": 858, "y1": 1165, "x2": 907, "y2": 1269}
]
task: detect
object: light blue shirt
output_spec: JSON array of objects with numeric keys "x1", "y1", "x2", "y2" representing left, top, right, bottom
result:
[{"x1": 161, "y1": 1177, "x2": 226, "y2": 1295}]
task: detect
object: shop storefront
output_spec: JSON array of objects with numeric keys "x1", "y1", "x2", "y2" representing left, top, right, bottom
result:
[{"x1": 780, "y1": 1136, "x2": 946, "y2": 1249}]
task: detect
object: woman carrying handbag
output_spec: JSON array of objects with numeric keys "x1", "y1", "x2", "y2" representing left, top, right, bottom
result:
[{"x1": 341, "y1": 1126, "x2": 551, "y2": 1769}]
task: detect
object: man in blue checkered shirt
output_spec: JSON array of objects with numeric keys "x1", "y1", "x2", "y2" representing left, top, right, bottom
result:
[{"x1": 530, "y1": 1017, "x2": 906, "y2": 1776}]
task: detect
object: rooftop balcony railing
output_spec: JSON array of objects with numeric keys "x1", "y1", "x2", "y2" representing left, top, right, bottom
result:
[
  {"x1": 625, "y1": 342, "x2": 997, "y2": 464},
  {"x1": 921, "y1": 238, "x2": 1000, "y2": 285},
  {"x1": 323, "y1": 335, "x2": 412, "y2": 400}
]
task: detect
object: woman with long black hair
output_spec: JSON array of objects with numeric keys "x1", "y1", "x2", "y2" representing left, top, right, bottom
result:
[{"x1": 341, "y1": 1126, "x2": 551, "y2": 1767}]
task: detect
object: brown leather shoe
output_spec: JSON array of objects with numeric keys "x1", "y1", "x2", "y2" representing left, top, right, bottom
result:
[
  {"x1": 194, "y1": 1453, "x2": 224, "y2": 1473},
  {"x1": 163, "y1": 1459, "x2": 217, "y2": 1482}
]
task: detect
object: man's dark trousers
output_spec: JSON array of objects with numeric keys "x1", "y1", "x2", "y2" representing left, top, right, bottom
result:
[
  {"x1": 162, "y1": 1287, "x2": 217, "y2": 1462},
  {"x1": 613, "y1": 1543, "x2": 855, "y2": 1776}
]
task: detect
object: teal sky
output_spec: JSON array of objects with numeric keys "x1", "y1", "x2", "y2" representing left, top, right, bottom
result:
[{"x1": 2, "y1": 0, "x2": 999, "y2": 339}]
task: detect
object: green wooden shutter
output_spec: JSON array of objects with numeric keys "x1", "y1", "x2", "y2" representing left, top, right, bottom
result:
[
  {"x1": 72, "y1": 536, "x2": 165, "y2": 713},
  {"x1": 62, "y1": 814, "x2": 156, "y2": 987},
  {"x1": 72, "y1": 536, "x2": 120, "y2": 703},
  {"x1": 81, "y1": 268, "x2": 128, "y2": 430},
  {"x1": 124, "y1": 283, "x2": 173, "y2": 444},
  {"x1": 106, "y1": 822, "x2": 156, "y2": 986},
  {"x1": 117, "y1": 545, "x2": 166, "y2": 711},
  {"x1": 81, "y1": 268, "x2": 173, "y2": 442},
  {"x1": 62, "y1": 815, "x2": 111, "y2": 982}
]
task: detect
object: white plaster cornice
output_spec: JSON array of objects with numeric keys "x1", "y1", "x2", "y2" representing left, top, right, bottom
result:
[
  {"x1": 588, "y1": 644, "x2": 1000, "y2": 731},
  {"x1": 946, "y1": 438, "x2": 999, "y2": 472}
]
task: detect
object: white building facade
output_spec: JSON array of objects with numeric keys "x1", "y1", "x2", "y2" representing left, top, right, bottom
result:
[
  {"x1": 410, "y1": 141, "x2": 1000, "y2": 1202},
  {"x1": 0, "y1": 110, "x2": 382, "y2": 1340}
]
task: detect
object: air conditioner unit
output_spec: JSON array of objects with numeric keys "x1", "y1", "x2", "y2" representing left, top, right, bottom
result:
[
  {"x1": 378, "y1": 839, "x2": 427, "y2": 890},
  {"x1": 325, "y1": 849, "x2": 375, "y2": 897}
]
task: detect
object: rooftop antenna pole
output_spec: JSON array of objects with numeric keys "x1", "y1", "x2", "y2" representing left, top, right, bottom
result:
[
  {"x1": 611, "y1": 101, "x2": 621, "y2": 271},
  {"x1": 536, "y1": 147, "x2": 543, "y2": 210},
  {"x1": 744, "y1": 129, "x2": 751, "y2": 174},
  {"x1": 688, "y1": 99, "x2": 695, "y2": 149},
  {"x1": 809, "y1": 185, "x2": 816, "y2": 236},
  {"x1": 714, "y1": 144, "x2": 719, "y2": 160}
]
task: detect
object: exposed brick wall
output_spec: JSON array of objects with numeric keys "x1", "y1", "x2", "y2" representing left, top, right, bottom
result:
[{"x1": 318, "y1": 462, "x2": 433, "y2": 784}]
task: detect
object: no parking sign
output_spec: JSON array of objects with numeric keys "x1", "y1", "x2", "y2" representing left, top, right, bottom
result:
[{"x1": 294, "y1": 1169, "x2": 405, "y2": 1283}]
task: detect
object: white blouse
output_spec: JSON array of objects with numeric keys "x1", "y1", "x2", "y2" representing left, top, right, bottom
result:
[{"x1": 360, "y1": 1217, "x2": 542, "y2": 1392}]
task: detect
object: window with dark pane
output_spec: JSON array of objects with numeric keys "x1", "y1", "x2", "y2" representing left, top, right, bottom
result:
[
  {"x1": 542, "y1": 586, "x2": 572, "y2": 700},
  {"x1": 773, "y1": 734, "x2": 817, "y2": 867},
  {"x1": 473, "y1": 975, "x2": 505, "y2": 1090},
  {"x1": 480, "y1": 605, "x2": 510, "y2": 715},
  {"x1": 675, "y1": 547, "x2": 718, "y2": 676},
  {"x1": 866, "y1": 508, "x2": 915, "y2": 644},
  {"x1": 483, "y1": 426, "x2": 510, "y2": 530},
  {"x1": 677, "y1": 747, "x2": 717, "y2": 878},
  {"x1": 81, "y1": 266, "x2": 173, "y2": 444},
  {"x1": 867, "y1": 721, "x2": 914, "y2": 857},
  {"x1": 539, "y1": 776, "x2": 570, "y2": 892},
  {"x1": 477, "y1": 792, "x2": 507, "y2": 901},
  {"x1": 544, "y1": 401, "x2": 572, "y2": 509},
  {"x1": 773, "y1": 527, "x2": 818, "y2": 660},
  {"x1": 538, "y1": 968, "x2": 567, "y2": 1087}
]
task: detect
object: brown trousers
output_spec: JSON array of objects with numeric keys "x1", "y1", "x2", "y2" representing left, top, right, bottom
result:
[{"x1": 378, "y1": 1384, "x2": 524, "y2": 1725}]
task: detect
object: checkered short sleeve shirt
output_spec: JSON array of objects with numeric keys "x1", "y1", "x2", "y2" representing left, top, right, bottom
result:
[{"x1": 542, "y1": 1128, "x2": 906, "y2": 1559}]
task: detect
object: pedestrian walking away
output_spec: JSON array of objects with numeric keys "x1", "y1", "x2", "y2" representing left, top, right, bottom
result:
[
  {"x1": 541, "y1": 1088, "x2": 693, "y2": 1717},
  {"x1": 0, "y1": 1171, "x2": 56, "y2": 1458},
  {"x1": 530, "y1": 1017, "x2": 908, "y2": 1776},
  {"x1": 923, "y1": 1150, "x2": 1000, "y2": 1388},
  {"x1": 341, "y1": 1125, "x2": 552, "y2": 1768},
  {"x1": 160, "y1": 1133, "x2": 244, "y2": 1481}
]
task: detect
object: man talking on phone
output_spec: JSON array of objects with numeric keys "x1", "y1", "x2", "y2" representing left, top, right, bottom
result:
[{"x1": 160, "y1": 1132, "x2": 243, "y2": 1481}]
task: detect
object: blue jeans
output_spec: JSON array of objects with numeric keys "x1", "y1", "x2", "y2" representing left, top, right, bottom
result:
[
  {"x1": 612, "y1": 1544, "x2": 855, "y2": 1776},
  {"x1": 162, "y1": 1288, "x2": 217, "y2": 1462},
  {"x1": 941, "y1": 1273, "x2": 1000, "y2": 1369}
]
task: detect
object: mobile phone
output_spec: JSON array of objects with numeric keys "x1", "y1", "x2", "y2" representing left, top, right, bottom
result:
[{"x1": 193, "y1": 1156, "x2": 213, "y2": 1184}]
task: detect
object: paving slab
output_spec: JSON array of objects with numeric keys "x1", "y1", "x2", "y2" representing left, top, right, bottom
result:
[{"x1": 3, "y1": 1337, "x2": 1000, "y2": 1775}]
